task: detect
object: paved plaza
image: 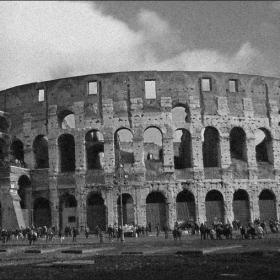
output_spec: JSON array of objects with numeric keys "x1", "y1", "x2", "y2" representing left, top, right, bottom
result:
[{"x1": 1, "y1": 231, "x2": 280, "y2": 279}]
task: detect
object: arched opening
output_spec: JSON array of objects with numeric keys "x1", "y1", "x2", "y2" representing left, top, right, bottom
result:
[
  {"x1": 58, "y1": 110, "x2": 75, "y2": 129},
  {"x1": 255, "y1": 128, "x2": 273, "y2": 178},
  {"x1": 171, "y1": 105, "x2": 190, "y2": 124},
  {"x1": 233, "y1": 189, "x2": 250, "y2": 226},
  {"x1": 33, "y1": 135, "x2": 49, "y2": 169},
  {"x1": 176, "y1": 190, "x2": 195, "y2": 222},
  {"x1": 255, "y1": 128, "x2": 272, "y2": 162},
  {"x1": 18, "y1": 175, "x2": 31, "y2": 209},
  {"x1": 87, "y1": 192, "x2": 106, "y2": 232},
  {"x1": 58, "y1": 134, "x2": 75, "y2": 172},
  {"x1": 86, "y1": 130, "x2": 104, "y2": 170},
  {"x1": 18, "y1": 175, "x2": 31, "y2": 227},
  {"x1": 114, "y1": 129, "x2": 134, "y2": 166},
  {"x1": 33, "y1": 197, "x2": 51, "y2": 228},
  {"x1": 230, "y1": 127, "x2": 248, "y2": 179},
  {"x1": 146, "y1": 192, "x2": 167, "y2": 231},
  {"x1": 203, "y1": 127, "x2": 220, "y2": 167},
  {"x1": 230, "y1": 127, "x2": 247, "y2": 161},
  {"x1": 259, "y1": 189, "x2": 277, "y2": 226},
  {"x1": 59, "y1": 193, "x2": 77, "y2": 231},
  {"x1": 173, "y1": 129, "x2": 192, "y2": 169},
  {"x1": 0, "y1": 116, "x2": 9, "y2": 134},
  {"x1": 117, "y1": 193, "x2": 134, "y2": 226},
  {"x1": 144, "y1": 127, "x2": 163, "y2": 174},
  {"x1": 10, "y1": 139, "x2": 25, "y2": 167},
  {"x1": 205, "y1": 190, "x2": 224, "y2": 226},
  {"x1": 0, "y1": 138, "x2": 8, "y2": 167}
]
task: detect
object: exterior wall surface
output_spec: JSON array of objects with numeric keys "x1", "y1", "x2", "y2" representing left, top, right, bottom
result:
[{"x1": 1, "y1": 71, "x2": 280, "y2": 231}]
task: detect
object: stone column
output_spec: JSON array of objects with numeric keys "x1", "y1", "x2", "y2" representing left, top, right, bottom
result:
[
  {"x1": 48, "y1": 105, "x2": 60, "y2": 172},
  {"x1": 132, "y1": 131, "x2": 145, "y2": 169},
  {"x1": 195, "y1": 181, "x2": 205, "y2": 224},
  {"x1": 220, "y1": 134, "x2": 233, "y2": 180},
  {"x1": 162, "y1": 135, "x2": 174, "y2": 172},
  {"x1": 223, "y1": 183, "x2": 234, "y2": 224},
  {"x1": 75, "y1": 172, "x2": 86, "y2": 232},
  {"x1": 246, "y1": 134, "x2": 258, "y2": 181},
  {"x1": 49, "y1": 173, "x2": 59, "y2": 230},
  {"x1": 23, "y1": 113, "x2": 34, "y2": 169},
  {"x1": 48, "y1": 139, "x2": 59, "y2": 173},
  {"x1": 166, "y1": 184, "x2": 176, "y2": 229},
  {"x1": 104, "y1": 186, "x2": 115, "y2": 226},
  {"x1": 191, "y1": 133, "x2": 204, "y2": 169},
  {"x1": 75, "y1": 130, "x2": 86, "y2": 172},
  {"x1": 249, "y1": 182, "x2": 259, "y2": 223},
  {"x1": 103, "y1": 129, "x2": 115, "y2": 174}
]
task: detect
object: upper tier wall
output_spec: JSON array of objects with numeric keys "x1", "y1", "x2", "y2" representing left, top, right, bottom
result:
[{"x1": 1, "y1": 71, "x2": 280, "y2": 134}]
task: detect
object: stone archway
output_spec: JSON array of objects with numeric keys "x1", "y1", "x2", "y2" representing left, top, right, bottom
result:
[
  {"x1": 146, "y1": 191, "x2": 167, "y2": 231},
  {"x1": 117, "y1": 193, "x2": 134, "y2": 226},
  {"x1": 87, "y1": 192, "x2": 106, "y2": 232},
  {"x1": 259, "y1": 189, "x2": 277, "y2": 225},
  {"x1": 205, "y1": 190, "x2": 224, "y2": 226},
  {"x1": 176, "y1": 190, "x2": 195, "y2": 222},
  {"x1": 33, "y1": 197, "x2": 51, "y2": 228},
  {"x1": 59, "y1": 193, "x2": 77, "y2": 231},
  {"x1": 233, "y1": 189, "x2": 250, "y2": 226}
]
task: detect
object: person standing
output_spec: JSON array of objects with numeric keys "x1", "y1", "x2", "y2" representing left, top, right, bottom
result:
[
  {"x1": 108, "y1": 225, "x2": 113, "y2": 241},
  {"x1": 58, "y1": 228, "x2": 64, "y2": 242},
  {"x1": 155, "y1": 223, "x2": 160, "y2": 237},
  {"x1": 72, "y1": 227, "x2": 78, "y2": 242}
]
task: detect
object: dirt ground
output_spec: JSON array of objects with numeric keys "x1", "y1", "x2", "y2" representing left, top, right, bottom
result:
[{"x1": 0, "y1": 231, "x2": 280, "y2": 280}]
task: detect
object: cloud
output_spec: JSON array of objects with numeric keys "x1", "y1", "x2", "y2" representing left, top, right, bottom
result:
[
  {"x1": 259, "y1": 22, "x2": 280, "y2": 38},
  {"x1": 0, "y1": 1, "x2": 276, "y2": 90},
  {"x1": 271, "y1": 1, "x2": 280, "y2": 11}
]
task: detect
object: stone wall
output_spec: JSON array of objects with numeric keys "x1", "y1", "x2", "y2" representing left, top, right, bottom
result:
[{"x1": 1, "y1": 71, "x2": 280, "y2": 230}]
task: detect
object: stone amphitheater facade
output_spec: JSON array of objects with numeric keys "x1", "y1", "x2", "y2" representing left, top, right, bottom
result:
[{"x1": 1, "y1": 71, "x2": 280, "y2": 232}]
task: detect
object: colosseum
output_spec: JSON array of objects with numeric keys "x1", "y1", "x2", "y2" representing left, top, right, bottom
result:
[{"x1": 0, "y1": 71, "x2": 280, "y2": 232}]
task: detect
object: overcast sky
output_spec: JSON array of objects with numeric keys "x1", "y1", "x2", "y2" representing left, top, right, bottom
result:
[{"x1": 1, "y1": 1, "x2": 280, "y2": 90}]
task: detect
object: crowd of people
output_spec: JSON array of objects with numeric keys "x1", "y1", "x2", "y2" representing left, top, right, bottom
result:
[
  {"x1": 1, "y1": 218, "x2": 279, "y2": 245},
  {"x1": 106, "y1": 223, "x2": 150, "y2": 241},
  {"x1": 0, "y1": 225, "x2": 80, "y2": 245}
]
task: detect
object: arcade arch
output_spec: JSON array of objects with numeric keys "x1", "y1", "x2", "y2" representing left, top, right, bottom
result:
[
  {"x1": 259, "y1": 189, "x2": 277, "y2": 225},
  {"x1": 33, "y1": 135, "x2": 49, "y2": 169},
  {"x1": 233, "y1": 189, "x2": 250, "y2": 226},
  {"x1": 18, "y1": 175, "x2": 31, "y2": 209},
  {"x1": 203, "y1": 127, "x2": 220, "y2": 167},
  {"x1": 0, "y1": 116, "x2": 9, "y2": 134},
  {"x1": 59, "y1": 193, "x2": 77, "y2": 231},
  {"x1": 58, "y1": 110, "x2": 75, "y2": 129},
  {"x1": 205, "y1": 190, "x2": 224, "y2": 225},
  {"x1": 114, "y1": 128, "x2": 134, "y2": 166},
  {"x1": 87, "y1": 192, "x2": 106, "y2": 231},
  {"x1": 230, "y1": 127, "x2": 247, "y2": 161},
  {"x1": 117, "y1": 193, "x2": 134, "y2": 226},
  {"x1": 33, "y1": 197, "x2": 51, "y2": 228},
  {"x1": 144, "y1": 127, "x2": 163, "y2": 166},
  {"x1": 86, "y1": 130, "x2": 104, "y2": 170},
  {"x1": 255, "y1": 128, "x2": 273, "y2": 163},
  {"x1": 173, "y1": 129, "x2": 192, "y2": 169},
  {"x1": 176, "y1": 190, "x2": 195, "y2": 222},
  {"x1": 146, "y1": 191, "x2": 167, "y2": 231},
  {"x1": 10, "y1": 139, "x2": 25, "y2": 166},
  {"x1": 58, "y1": 134, "x2": 75, "y2": 172}
]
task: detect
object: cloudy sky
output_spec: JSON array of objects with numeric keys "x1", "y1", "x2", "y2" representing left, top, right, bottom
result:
[{"x1": 1, "y1": 1, "x2": 280, "y2": 90}]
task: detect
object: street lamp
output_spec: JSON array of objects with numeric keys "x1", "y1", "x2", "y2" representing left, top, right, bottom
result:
[{"x1": 113, "y1": 163, "x2": 128, "y2": 243}]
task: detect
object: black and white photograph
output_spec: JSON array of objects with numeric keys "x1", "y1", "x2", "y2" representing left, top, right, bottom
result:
[{"x1": 1, "y1": 1, "x2": 280, "y2": 279}]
